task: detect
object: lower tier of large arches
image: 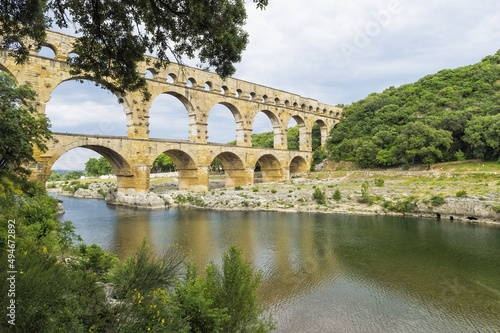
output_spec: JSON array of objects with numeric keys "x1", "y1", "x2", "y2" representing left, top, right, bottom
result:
[{"x1": 30, "y1": 133, "x2": 312, "y2": 194}]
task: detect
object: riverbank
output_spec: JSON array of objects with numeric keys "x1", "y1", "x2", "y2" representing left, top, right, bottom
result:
[{"x1": 48, "y1": 169, "x2": 500, "y2": 226}]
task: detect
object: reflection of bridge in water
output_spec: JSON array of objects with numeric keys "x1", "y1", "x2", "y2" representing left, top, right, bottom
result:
[{"x1": 0, "y1": 30, "x2": 342, "y2": 193}]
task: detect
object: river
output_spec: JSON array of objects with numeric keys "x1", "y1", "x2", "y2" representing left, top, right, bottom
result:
[{"x1": 55, "y1": 194, "x2": 500, "y2": 332}]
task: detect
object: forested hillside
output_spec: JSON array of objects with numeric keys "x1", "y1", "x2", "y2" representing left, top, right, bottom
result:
[{"x1": 326, "y1": 50, "x2": 500, "y2": 168}]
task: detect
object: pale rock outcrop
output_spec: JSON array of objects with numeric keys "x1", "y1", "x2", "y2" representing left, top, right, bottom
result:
[
  {"x1": 74, "y1": 188, "x2": 103, "y2": 199},
  {"x1": 57, "y1": 202, "x2": 65, "y2": 215},
  {"x1": 105, "y1": 188, "x2": 171, "y2": 209},
  {"x1": 416, "y1": 197, "x2": 498, "y2": 220}
]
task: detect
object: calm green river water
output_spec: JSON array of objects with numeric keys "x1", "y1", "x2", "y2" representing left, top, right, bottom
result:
[{"x1": 55, "y1": 194, "x2": 500, "y2": 332}]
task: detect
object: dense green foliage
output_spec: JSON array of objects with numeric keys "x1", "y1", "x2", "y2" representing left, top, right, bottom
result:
[
  {"x1": 48, "y1": 170, "x2": 84, "y2": 181},
  {"x1": 84, "y1": 156, "x2": 113, "y2": 176},
  {"x1": 0, "y1": 72, "x2": 52, "y2": 175},
  {"x1": 333, "y1": 189, "x2": 342, "y2": 201},
  {"x1": 1, "y1": 0, "x2": 268, "y2": 99},
  {"x1": 312, "y1": 187, "x2": 326, "y2": 204},
  {"x1": 327, "y1": 50, "x2": 500, "y2": 167},
  {"x1": 152, "y1": 153, "x2": 176, "y2": 173}
]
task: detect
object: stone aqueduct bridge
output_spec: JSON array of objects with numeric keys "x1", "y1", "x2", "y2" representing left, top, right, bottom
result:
[{"x1": 0, "y1": 31, "x2": 342, "y2": 194}]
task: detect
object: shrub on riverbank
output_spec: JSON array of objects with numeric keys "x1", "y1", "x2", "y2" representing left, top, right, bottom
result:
[
  {"x1": 107, "y1": 240, "x2": 185, "y2": 299},
  {"x1": 313, "y1": 187, "x2": 326, "y2": 204},
  {"x1": 382, "y1": 196, "x2": 418, "y2": 213},
  {"x1": 174, "y1": 245, "x2": 276, "y2": 333}
]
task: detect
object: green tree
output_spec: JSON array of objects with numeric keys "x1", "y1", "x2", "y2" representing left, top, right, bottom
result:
[
  {"x1": 64, "y1": 170, "x2": 84, "y2": 180},
  {"x1": 152, "y1": 153, "x2": 176, "y2": 173},
  {"x1": 311, "y1": 122, "x2": 322, "y2": 151},
  {"x1": 1, "y1": 0, "x2": 268, "y2": 99},
  {"x1": 47, "y1": 171, "x2": 63, "y2": 182},
  {"x1": 173, "y1": 245, "x2": 275, "y2": 333},
  {"x1": 0, "y1": 72, "x2": 52, "y2": 176},
  {"x1": 395, "y1": 122, "x2": 452, "y2": 165},
  {"x1": 354, "y1": 140, "x2": 379, "y2": 168},
  {"x1": 96, "y1": 157, "x2": 113, "y2": 175},
  {"x1": 333, "y1": 189, "x2": 341, "y2": 201},
  {"x1": 211, "y1": 157, "x2": 224, "y2": 172},
  {"x1": 312, "y1": 187, "x2": 326, "y2": 204},
  {"x1": 463, "y1": 114, "x2": 500, "y2": 160},
  {"x1": 84, "y1": 158, "x2": 98, "y2": 176},
  {"x1": 287, "y1": 126, "x2": 299, "y2": 150},
  {"x1": 84, "y1": 157, "x2": 113, "y2": 176},
  {"x1": 252, "y1": 131, "x2": 274, "y2": 148},
  {"x1": 311, "y1": 147, "x2": 328, "y2": 171},
  {"x1": 202, "y1": 245, "x2": 276, "y2": 333}
]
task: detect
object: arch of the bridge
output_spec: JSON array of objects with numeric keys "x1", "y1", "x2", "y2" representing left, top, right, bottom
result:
[
  {"x1": 40, "y1": 142, "x2": 135, "y2": 193},
  {"x1": 210, "y1": 151, "x2": 248, "y2": 188},
  {"x1": 285, "y1": 114, "x2": 308, "y2": 150},
  {"x1": 314, "y1": 119, "x2": 329, "y2": 146},
  {"x1": 25, "y1": 69, "x2": 138, "y2": 137},
  {"x1": 290, "y1": 156, "x2": 310, "y2": 174},
  {"x1": 252, "y1": 153, "x2": 283, "y2": 183},
  {"x1": 46, "y1": 145, "x2": 132, "y2": 176},
  {"x1": 51, "y1": 76, "x2": 132, "y2": 111},
  {"x1": 252, "y1": 109, "x2": 284, "y2": 148},
  {"x1": 149, "y1": 149, "x2": 200, "y2": 191},
  {"x1": 39, "y1": 42, "x2": 62, "y2": 59},
  {"x1": 207, "y1": 101, "x2": 245, "y2": 143}
]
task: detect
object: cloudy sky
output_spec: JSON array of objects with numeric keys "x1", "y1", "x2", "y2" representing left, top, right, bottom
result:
[{"x1": 44, "y1": 0, "x2": 500, "y2": 170}]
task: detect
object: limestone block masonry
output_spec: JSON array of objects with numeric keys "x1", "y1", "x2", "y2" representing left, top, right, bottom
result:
[{"x1": 0, "y1": 30, "x2": 342, "y2": 194}]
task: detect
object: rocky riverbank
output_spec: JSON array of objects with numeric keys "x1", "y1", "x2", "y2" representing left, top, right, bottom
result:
[
  {"x1": 48, "y1": 171, "x2": 500, "y2": 225},
  {"x1": 50, "y1": 181, "x2": 113, "y2": 200}
]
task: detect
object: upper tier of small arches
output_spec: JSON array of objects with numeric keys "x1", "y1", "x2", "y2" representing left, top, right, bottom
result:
[{"x1": 142, "y1": 67, "x2": 342, "y2": 118}]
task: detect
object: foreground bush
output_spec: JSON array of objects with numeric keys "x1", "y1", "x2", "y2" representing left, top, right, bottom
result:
[
  {"x1": 174, "y1": 245, "x2": 276, "y2": 333},
  {"x1": 107, "y1": 239, "x2": 185, "y2": 299}
]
